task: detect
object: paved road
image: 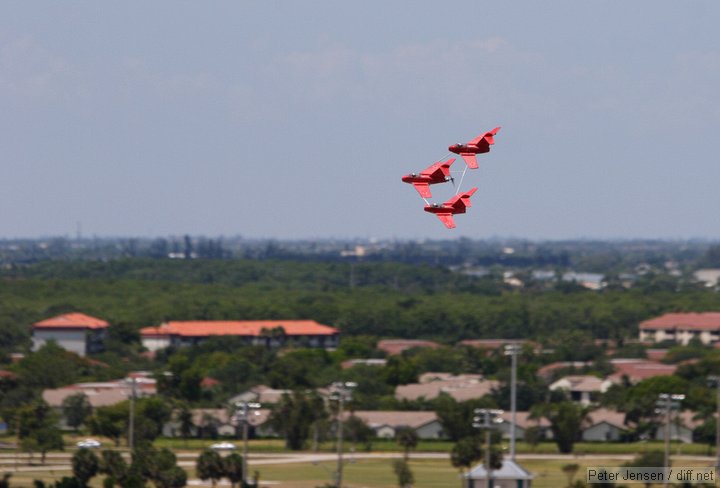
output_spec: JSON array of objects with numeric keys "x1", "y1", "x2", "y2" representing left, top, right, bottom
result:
[{"x1": 0, "y1": 451, "x2": 716, "y2": 472}]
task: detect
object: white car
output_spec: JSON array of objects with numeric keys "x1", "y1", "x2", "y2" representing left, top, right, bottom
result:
[
  {"x1": 76, "y1": 439, "x2": 101, "y2": 448},
  {"x1": 210, "y1": 442, "x2": 236, "y2": 450}
]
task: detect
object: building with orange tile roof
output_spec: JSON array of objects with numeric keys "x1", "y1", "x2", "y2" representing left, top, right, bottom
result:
[
  {"x1": 32, "y1": 312, "x2": 110, "y2": 357},
  {"x1": 140, "y1": 320, "x2": 339, "y2": 351},
  {"x1": 607, "y1": 359, "x2": 677, "y2": 384},
  {"x1": 376, "y1": 339, "x2": 440, "y2": 356},
  {"x1": 639, "y1": 312, "x2": 720, "y2": 345}
]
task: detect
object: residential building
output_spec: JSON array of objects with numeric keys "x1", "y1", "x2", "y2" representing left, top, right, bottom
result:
[
  {"x1": 639, "y1": 312, "x2": 720, "y2": 345},
  {"x1": 549, "y1": 375, "x2": 613, "y2": 405},
  {"x1": 32, "y1": 312, "x2": 109, "y2": 357},
  {"x1": 395, "y1": 374, "x2": 498, "y2": 402},
  {"x1": 340, "y1": 358, "x2": 387, "y2": 369},
  {"x1": 343, "y1": 411, "x2": 444, "y2": 439},
  {"x1": 536, "y1": 361, "x2": 591, "y2": 381},
  {"x1": 42, "y1": 374, "x2": 156, "y2": 429},
  {"x1": 457, "y1": 339, "x2": 538, "y2": 355},
  {"x1": 229, "y1": 385, "x2": 291, "y2": 405},
  {"x1": 162, "y1": 408, "x2": 273, "y2": 438},
  {"x1": 376, "y1": 339, "x2": 440, "y2": 356},
  {"x1": 581, "y1": 408, "x2": 632, "y2": 442},
  {"x1": 497, "y1": 411, "x2": 552, "y2": 441},
  {"x1": 607, "y1": 359, "x2": 676, "y2": 384},
  {"x1": 693, "y1": 269, "x2": 720, "y2": 288},
  {"x1": 140, "y1": 320, "x2": 340, "y2": 351},
  {"x1": 654, "y1": 411, "x2": 702, "y2": 444}
]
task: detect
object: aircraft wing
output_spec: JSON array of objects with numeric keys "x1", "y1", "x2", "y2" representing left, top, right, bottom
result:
[
  {"x1": 469, "y1": 126, "x2": 501, "y2": 146},
  {"x1": 435, "y1": 213, "x2": 456, "y2": 229},
  {"x1": 446, "y1": 187, "x2": 478, "y2": 210},
  {"x1": 412, "y1": 183, "x2": 432, "y2": 198},
  {"x1": 420, "y1": 160, "x2": 445, "y2": 177},
  {"x1": 460, "y1": 153, "x2": 478, "y2": 169}
]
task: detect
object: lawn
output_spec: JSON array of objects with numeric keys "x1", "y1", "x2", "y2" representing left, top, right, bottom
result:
[{"x1": 2, "y1": 456, "x2": 716, "y2": 488}]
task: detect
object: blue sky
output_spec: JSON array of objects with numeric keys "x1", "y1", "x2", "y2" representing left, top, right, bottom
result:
[{"x1": 2, "y1": 1, "x2": 719, "y2": 240}]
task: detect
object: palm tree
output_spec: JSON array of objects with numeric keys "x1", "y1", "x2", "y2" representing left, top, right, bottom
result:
[{"x1": 395, "y1": 427, "x2": 419, "y2": 461}]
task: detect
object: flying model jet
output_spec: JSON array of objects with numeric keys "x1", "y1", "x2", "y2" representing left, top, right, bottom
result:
[
  {"x1": 401, "y1": 158, "x2": 456, "y2": 198},
  {"x1": 448, "y1": 127, "x2": 501, "y2": 169},
  {"x1": 424, "y1": 187, "x2": 478, "y2": 229}
]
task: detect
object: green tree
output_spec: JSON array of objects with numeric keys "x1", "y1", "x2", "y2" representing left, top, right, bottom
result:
[
  {"x1": 98, "y1": 449, "x2": 128, "y2": 487},
  {"x1": 89, "y1": 403, "x2": 127, "y2": 447},
  {"x1": 0, "y1": 474, "x2": 11, "y2": 488},
  {"x1": 623, "y1": 450, "x2": 664, "y2": 488},
  {"x1": 343, "y1": 415, "x2": 374, "y2": 452},
  {"x1": 196, "y1": 449, "x2": 224, "y2": 488},
  {"x1": 17, "y1": 401, "x2": 64, "y2": 464},
  {"x1": 177, "y1": 403, "x2": 194, "y2": 446},
  {"x1": 222, "y1": 453, "x2": 244, "y2": 488},
  {"x1": 392, "y1": 459, "x2": 414, "y2": 488},
  {"x1": 63, "y1": 393, "x2": 92, "y2": 433},
  {"x1": 72, "y1": 448, "x2": 99, "y2": 487},
  {"x1": 524, "y1": 426, "x2": 543, "y2": 451},
  {"x1": 545, "y1": 402, "x2": 588, "y2": 454},
  {"x1": 395, "y1": 427, "x2": 418, "y2": 461},
  {"x1": 139, "y1": 447, "x2": 186, "y2": 488},
  {"x1": 269, "y1": 390, "x2": 327, "y2": 450},
  {"x1": 450, "y1": 436, "x2": 482, "y2": 486}
]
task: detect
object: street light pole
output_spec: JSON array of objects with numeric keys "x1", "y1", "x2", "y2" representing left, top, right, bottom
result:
[
  {"x1": 330, "y1": 381, "x2": 357, "y2": 488},
  {"x1": 708, "y1": 376, "x2": 720, "y2": 474},
  {"x1": 127, "y1": 377, "x2": 137, "y2": 451},
  {"x1": 656, "y1": 393, "x2": 684, "y2": 488},
  {"x1": 504, "y1": 344, "x2": 521, "y2": 461},
  {"x1": 473, "y1": 408, "x2": 504, "y2": 488},
  {"x1": 233, "y1": 401, "x2": 261, "y2": 484}
]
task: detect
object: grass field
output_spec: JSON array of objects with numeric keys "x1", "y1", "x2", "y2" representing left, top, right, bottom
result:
[
  {"x1": 1, "y1": 435, "x2": 717, "y2": 487},
  {"x1": 2, "y1": 456, "x2": 717, "y2": 488}
]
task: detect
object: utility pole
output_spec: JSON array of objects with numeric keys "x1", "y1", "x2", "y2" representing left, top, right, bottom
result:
[
  {"x1": 233, "y1": 401, "x2": 262, "y2": 485},
  {"x1": 656, "y1": 393, "x2": 684, "y2": 488},
  {"x1": 504, "y1": 344, "x2": 521, "y2": 461},
  {"x1": 473, "y1": 408, "x2": 504, "y2": 488},
  {"x1": 330, "y1": 381, "x2": 357, "y2": 488},
  {"x1": 708, "y1": 376, "x2": 720, "y2": 475},
  {"x1": 127, "y1": 377, "x2": 137, "y2": 451}
]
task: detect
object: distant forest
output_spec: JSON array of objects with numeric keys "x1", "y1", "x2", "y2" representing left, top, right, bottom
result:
[{"x1": 3, "y1": 247, "x2": 720, "y2": 362}]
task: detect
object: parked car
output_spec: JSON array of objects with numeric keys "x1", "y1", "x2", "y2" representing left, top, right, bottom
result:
[
  {"x1": 210, "y1": 442, "x2": 236, "y2": 450},
  {"x1": 76, "y1": 439, "x2": 101, "y2": 448}
]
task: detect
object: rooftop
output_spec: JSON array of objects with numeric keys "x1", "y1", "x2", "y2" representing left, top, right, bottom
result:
[
  {"x1": 33, "y1": 312, "x2": 109, "y2": 330},
  {"x1": 639, "y1": 312, "x2": 720, "y2": 331},
  {"x1": 377, "y1": 339, "x2": 440, "y2": 355},
  {"x1": 140, "y1": 320, "x2": 338, "y2": 337}
]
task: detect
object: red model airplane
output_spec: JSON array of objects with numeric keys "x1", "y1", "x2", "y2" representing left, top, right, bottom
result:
[
  {"x1": 448, "y1": 127, "x2": 501, "y2": 169},
  {"x1": 424, "y1": 187, "x2": 478, "y2": 229},
  {"x1": 401, "y1": 158, "x2": 456, "y2": 198}
]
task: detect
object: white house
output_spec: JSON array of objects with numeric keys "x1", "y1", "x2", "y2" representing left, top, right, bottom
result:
[
  {"x1": 343, "y1": 411, "x2": 444, "y2": 440},
  {"x1": 639, "y1": 312, "x2": 720, "y2": 345},
  {"x1": 581, "y1": 408, "x2": 631, "y2": 442},
  {"x1": 549, "y1": 375, "x2": 613, "y2": 405},
  {"x1": 32, "y1": 312, "x2": 109, "y2": 357},
  {"x1": 140, "y1": 320, "x2": 340, "y2": 351}
]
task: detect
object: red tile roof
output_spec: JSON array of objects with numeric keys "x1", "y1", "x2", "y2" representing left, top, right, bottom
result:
[
  {"x1": 608, "y1": 359, "x2": 676, "y2": 383},
  {"x1": 33, "y1": 312, "x2": 109, "y2": 330},
  {"x1": 639, "y1": 312, "x2": 720, "y2": 331},
  {"x1": 377, "y1": 339, "x2": 440, "y2": 355},
  {"x1": 458, "y1": 339, "x2": 531, "y2": 349},
  {"x1": 140, "y1": 320, "x2": 338, "y2": 338}
]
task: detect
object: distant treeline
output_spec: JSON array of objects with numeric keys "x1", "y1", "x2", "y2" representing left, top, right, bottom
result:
[
  {"x1": 3, "y1": 236, "x2": 720, "y2": 271},
  {"x1": 3, "y1": 259, "x2": 720, "y2": 360}
]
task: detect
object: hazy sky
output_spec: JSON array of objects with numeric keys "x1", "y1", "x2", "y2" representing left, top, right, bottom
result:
[{"x1": 2, "y1": 1, "x2": 719, "y2": 240}]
